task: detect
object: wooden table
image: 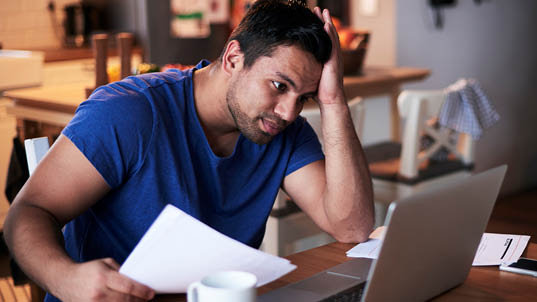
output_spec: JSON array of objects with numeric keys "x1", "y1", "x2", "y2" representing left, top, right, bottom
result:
[
  {"x1": 344, "y1": 66, "x2": 429, "y2": 140},
  {"x1": 154, "y1": 241, "x2": 537, "y2": 301},
  {"x1": 4, "y1": 84, "x2": 84, "y2": 142},
  {"x1": 5, "y1": 66, "x2": 429, "y2": 142},
  {"x1": 262, "y1": 242, "x2": 537, "y2": 301}
]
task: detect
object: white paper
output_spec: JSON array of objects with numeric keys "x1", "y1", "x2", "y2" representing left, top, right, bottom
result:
[
  {"x1": 119, "y1": 204, "x2": 296, "y2": 293},
  {"x1": 472, "y1": 233, "x2": 531, "y2": 266},
  {"x1": 346, "y1": 229, "x2": 530, "y2": 267},
  {"x1": 345, "y1": 226, "x2": 385, "y2": 259},
  {"x1": 346, "y1": 238, "x2": 382, "y2": 259}
]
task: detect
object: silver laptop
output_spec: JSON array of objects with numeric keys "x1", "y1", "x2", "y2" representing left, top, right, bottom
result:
[{"x1": 259, "y1": 165, "x2": 507, "y2": 302}]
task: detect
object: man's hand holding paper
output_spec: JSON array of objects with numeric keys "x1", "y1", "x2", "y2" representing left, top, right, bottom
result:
[{"x1": 119, "y1": 205, "x2": 296, "y2": 293}]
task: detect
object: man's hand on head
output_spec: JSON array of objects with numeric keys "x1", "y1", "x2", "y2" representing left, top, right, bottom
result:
[{"x1": 313, "y1": 7, "x2": 345, "y2": 106}]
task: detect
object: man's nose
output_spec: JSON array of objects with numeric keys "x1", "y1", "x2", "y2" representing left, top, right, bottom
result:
[{"x1": 274, "y1": 95, "x2": 301, "y2": 122}]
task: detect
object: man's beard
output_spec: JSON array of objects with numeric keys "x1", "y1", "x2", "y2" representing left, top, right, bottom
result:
[{"x1": 226, "y1": 78, "x2": 286, "y2": 145}]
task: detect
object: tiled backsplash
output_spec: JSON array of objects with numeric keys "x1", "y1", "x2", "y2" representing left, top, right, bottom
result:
[{"x1": 0, "y1": 0, "x2": 77, "y2": 49}]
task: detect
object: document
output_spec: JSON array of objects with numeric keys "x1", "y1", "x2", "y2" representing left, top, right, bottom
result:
[
  {"x1": 119, "y1": 204, "x2": 296, "y2": 293},
  {"x1": 472, "y1": 233, "x2": 530, "y2": 266},
  {"x1": 346, "y1": 227, "x2": 530, "y2": 266},
  {"x1": 345, "y1": 226, "x2": 385, "y2": 259},
  {"x1": 346, "y1": 238, "x2": 382, "y2": 259}
]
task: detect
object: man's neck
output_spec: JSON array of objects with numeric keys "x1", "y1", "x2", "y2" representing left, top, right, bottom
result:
[{"x1": 193, "y1": 63, "x2": 240, "y2": 157}]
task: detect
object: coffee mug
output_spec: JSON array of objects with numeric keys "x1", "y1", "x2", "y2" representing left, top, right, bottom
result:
[{"x1": 187, "y1": 271, "x2": 257, "y2": 302}]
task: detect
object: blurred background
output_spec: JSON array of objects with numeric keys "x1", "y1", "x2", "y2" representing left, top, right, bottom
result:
[{"x1": 1, "y1": 0, "x2": 536, "y2": 231}]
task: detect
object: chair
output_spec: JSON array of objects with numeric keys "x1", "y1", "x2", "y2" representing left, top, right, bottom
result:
[
  {"x1": 364, "y1": 90, "x2": 475, "y2": 226},
  {"x1": 261, "y1": 98, "x2": 365, "y2": 256},
  {"x1": 25, "y1": 137, "x2": 50, "y2": 176},
  {"x1": 23, "y1": 137, "x2": 50, "y2": 301}
]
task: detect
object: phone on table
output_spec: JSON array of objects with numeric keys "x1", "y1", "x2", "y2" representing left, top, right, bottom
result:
[{"x1": 499, "y1": 257, "x2": 537, "y2": 277}]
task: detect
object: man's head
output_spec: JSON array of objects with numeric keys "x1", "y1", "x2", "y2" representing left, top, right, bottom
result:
[
  {"x1": 222, "y1": 0, "x2": 332, "y2": 68},
  {"x1": 219, "y1": 0, "x2": 332, "y2": 145}
]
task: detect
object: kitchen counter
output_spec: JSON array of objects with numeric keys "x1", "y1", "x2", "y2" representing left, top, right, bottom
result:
[{"x1": 33, "y1": 46, "x2": 144, "y2": 63}]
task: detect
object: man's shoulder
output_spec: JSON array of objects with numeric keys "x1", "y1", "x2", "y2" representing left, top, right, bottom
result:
[
  {"x1": 121, "y1": 69, "x2": 193, "y2": 93},
  {"x1": 123, "y1": 60, "x2": 209, "y2": 93},
  {"x1": 86, "y1": 68, "x2": 194, "y2": 109}
]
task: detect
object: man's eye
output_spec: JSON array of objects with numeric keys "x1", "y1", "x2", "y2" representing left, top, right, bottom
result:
[{"x1": 272, "y1": 81, "x2": 287, "y2": 92}]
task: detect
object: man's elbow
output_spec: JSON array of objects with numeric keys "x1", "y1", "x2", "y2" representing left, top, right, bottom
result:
[
  {"x1": 324, "y1": 193, "x2": 375, "y2": 243},
  {"x1": 330, "y1": 214, "x2": 374, "y2": 244},
  {"x1": 332, "y1": 227, "x2": 371, "y2": 244}
]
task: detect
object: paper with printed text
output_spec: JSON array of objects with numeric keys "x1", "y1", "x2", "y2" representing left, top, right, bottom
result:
[{"x1": 346, "y1": 227, "x2": 530, "y2": 266}]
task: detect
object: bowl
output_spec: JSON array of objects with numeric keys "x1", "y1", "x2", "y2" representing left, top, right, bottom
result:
[{"x1": 340, "y1": 29, "x2": 370, "y2": 75}]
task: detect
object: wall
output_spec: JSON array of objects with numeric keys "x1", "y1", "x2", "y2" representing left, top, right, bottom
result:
[
  {"x1": 350, "y1": 0, "x2": 395, "y2": 67},
  {"x1": 396, "y1": 0, "x2": 537, "y2": 194},
  {"x1": 0, "y1": 0, "x2": 77, "y2": 49},
  {"x1": 349, "y1": 0, "x2": 396, "y2": 145},
  {"x1": 134, "y1": 0, "x2": 229, "y2": 66},
  {"x1": 3, "y1": 0, "x2": 535, "y2": 195}
]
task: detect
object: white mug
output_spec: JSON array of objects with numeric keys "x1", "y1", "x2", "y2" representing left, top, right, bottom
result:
[{"x1": 187, "y1": 271, "x2": 257, "y2": 302}]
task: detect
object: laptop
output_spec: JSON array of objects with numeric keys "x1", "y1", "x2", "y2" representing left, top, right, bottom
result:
[{"x1": 259, "y1": 165, "x2": 507, "y2": 302}]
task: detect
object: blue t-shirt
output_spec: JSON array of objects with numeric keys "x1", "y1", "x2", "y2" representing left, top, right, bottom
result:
[{"x1": 49, "y1": 60, "x2": 322, "y2": 300}]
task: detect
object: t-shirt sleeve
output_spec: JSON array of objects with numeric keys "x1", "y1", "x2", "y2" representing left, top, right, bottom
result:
[
  {"x1": 285, "y1": 116, "x2": 324, "y2": 176},
  {"x1": 61, "y1": 85, "x2": 155, "y2": 188}
]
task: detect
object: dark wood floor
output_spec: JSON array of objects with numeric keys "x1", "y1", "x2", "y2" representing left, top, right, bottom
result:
[{"x1": 0, "y1": 188, "x2": 535, "y2": 300}]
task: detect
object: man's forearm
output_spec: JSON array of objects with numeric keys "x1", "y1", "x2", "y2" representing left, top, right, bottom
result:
[
  {"x1": 5, "y1": 202, "x2": 156, "y2": 301},
  {"x1": 4, "y1": 203, "x2": 75, "y2": 297},
  {"x1": 319, "y1": 101, "x2": 374, "y2": 242}
]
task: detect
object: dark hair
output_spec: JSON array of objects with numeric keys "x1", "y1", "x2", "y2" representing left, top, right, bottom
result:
[{"x1": 222, "y1": 0, "x2": 332, "y2": 68}]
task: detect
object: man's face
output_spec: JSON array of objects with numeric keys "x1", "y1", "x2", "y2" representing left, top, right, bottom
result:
[{"x1": 226, "y1": 45, "x2": 323, "y2": 145}]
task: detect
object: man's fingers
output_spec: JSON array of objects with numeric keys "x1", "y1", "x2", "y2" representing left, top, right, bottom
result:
[
  {"x1": 104, "y1": 290, "x2": 147, "y2": 302},
  {"x1": 102, "y1": 257, "x2": 120, "y2": 270},
  {"x1": 314, "y1": 7, "x2": 339, "y2": 49},
  {"x1": 100, "y1": 258, "x2": 155, "y2": 300},
  {"x1": 313, "y1": 6, "x2": 322, "y2": 19},
  {"x1": 323, "y1": 10, "x2": 339, "y2": 40},
  {"x1": 315, "y1": 8, "x2": 339, "y2": 50},
  {"x1": 322, "y1": 8, "x2": 333, "y2": 26},
  {"x1": 321, "y1": 16, "x2": 341, "y2": 56},
  {"x1": 314, "y1": 7, "x2": 333, "y2": 33},
  {"x1": 106, "y1": 271, "x2": 155, "y2": 301}
]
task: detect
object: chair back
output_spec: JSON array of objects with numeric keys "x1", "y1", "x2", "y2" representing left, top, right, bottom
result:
[
  {"x1": 24, "y1": 137, "x2": 50, "y2": 175},
  {"x1": 397, "y1": 90, "x2": 475, "y2": 179}
]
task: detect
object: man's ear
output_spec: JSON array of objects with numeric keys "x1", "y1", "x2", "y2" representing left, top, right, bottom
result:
[{"x1": 221, "y1": 40, "x2": 244, "y2": 76}]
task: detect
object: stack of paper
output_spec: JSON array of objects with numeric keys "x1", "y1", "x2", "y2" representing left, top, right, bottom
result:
[
  {"x1": 119, "y1": 204, "x2": 296, "y2": 293},
  {"x1": 346, "y1": 227, "x2": 530, "y2": 266}
]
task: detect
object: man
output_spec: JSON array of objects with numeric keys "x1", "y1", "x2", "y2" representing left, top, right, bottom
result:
[{"x1": 4, "y1": 0, "x2": 374, "y2": 301}]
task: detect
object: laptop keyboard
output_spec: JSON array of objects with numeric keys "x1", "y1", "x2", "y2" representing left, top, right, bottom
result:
[{"x1": 320, "y1": 282, "x2": 365, "y2": 302}]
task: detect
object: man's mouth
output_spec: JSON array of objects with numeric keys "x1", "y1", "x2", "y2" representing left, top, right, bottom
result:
[{"x1": 261, "y1": 118, "x2": 285, "y2": 136}]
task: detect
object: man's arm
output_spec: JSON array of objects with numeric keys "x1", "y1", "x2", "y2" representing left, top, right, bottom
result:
[
  {"x1": 4, "y1": 135, "x2": 155, "y2": 301},
  {"x1": 282, "y1": 8, "x2": 374, "y2": 243}
]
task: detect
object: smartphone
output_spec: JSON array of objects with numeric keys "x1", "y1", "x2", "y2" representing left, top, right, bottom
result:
[{"x1": 499, "y1": 258, "x2": 537, "y2": 277}]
